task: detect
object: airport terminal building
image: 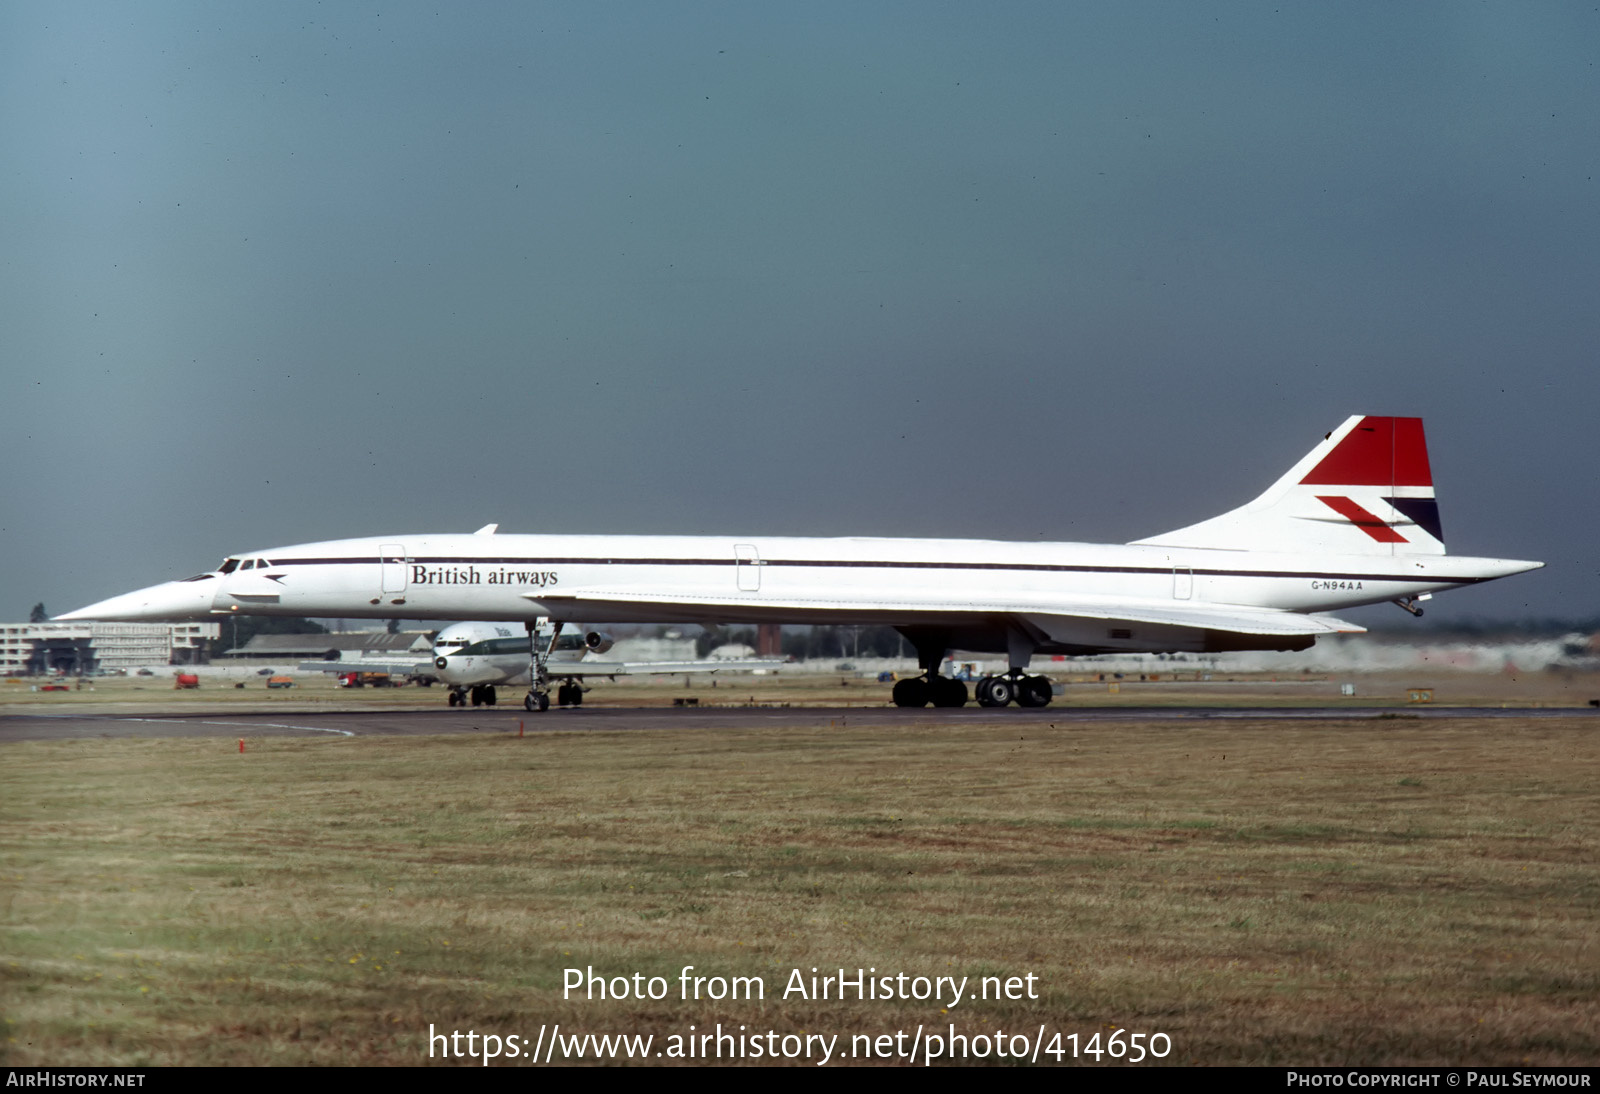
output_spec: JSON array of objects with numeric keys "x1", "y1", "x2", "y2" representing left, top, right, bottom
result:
[{"x1": 0, "y1": 622, "x2": 219, "y2": 675}]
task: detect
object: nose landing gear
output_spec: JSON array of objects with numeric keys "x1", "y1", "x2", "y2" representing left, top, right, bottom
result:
[{"x1": 522, "y1": 617, "x2": 561, "y2": 712}]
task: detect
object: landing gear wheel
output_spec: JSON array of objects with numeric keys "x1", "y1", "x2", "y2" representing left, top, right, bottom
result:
[
  {"x1": 524, "y1": 690, "x2": 549, "y2": 712},
  {"x1": 469, "y1": 686, "x2": 484, "y2": 707},
  {"x1": 1017, "y1": 676, "x2": 1052, "y2": 708},
  {"x1": 980, "y1": 675, "x2": 1015, "y2": 707},
  {"x1": 930, "y1": 676, "x2": 968, "y2": 708},
  {"x1": 892, "y1": 677, "x2": 929, "y2": 708},
  {"x1": 484, "y1": 686, "x2": 497, "y2": 707},
  {"x1": 448, "y1": 688, "x2": 463, "y2": 707}
]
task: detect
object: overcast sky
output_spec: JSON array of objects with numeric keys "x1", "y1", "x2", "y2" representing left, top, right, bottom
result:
[{"x1": 3, "y1": 2, "x2": 1595, "y2": 627}]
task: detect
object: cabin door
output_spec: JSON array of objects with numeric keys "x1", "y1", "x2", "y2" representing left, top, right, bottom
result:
[
  {"x1": 735, "y1": 544, "x2": 762, "y2": 592},
  {"x1": 380, "y1": 544, "x2": 409, "y2": 594}
]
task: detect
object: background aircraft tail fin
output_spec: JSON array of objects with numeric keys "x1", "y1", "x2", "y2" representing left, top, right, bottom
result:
[{"x1": 1132, "y1": 415, "x2": 1446, "y2": 557}]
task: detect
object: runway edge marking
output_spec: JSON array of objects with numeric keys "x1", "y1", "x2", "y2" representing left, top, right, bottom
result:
[{"x1": 117, "y1": 716, "x2": 356, "y2": 737}]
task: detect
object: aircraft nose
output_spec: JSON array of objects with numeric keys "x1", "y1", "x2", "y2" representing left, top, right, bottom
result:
[{"x1": 55, "y1": 578, "x2": 219, "y2": 622}]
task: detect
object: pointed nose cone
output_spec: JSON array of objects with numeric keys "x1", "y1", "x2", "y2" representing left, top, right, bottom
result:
[{"x1": 55, "y1": 578, "x2": 219, "y2": 622}]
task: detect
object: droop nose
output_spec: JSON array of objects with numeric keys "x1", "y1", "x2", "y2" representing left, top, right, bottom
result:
[{"x1": 55, "y1": 577, "x2": 219, "y2": 622}]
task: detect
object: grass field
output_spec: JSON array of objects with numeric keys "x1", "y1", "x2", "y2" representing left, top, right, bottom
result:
[{"x1": 3, "y1": 708, "x2": 1597, "y2": 1066}]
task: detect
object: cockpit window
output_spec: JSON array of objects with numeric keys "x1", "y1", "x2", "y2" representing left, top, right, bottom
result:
[
  {"x1": 219, "y1": 558, "x2": 239, "y2": 574},
  {"x1": 257, "y1": 559, "x2": 272, "y2": 569},
  {"x1": 453, "y1": 635, "x2": 585, "y2": 657},
  {"x1": 457, "y1": 637, "x2": 534, "y2": 657},
  {"x1": 241, "y1": 559, "x2": 256, "y2": 571}
]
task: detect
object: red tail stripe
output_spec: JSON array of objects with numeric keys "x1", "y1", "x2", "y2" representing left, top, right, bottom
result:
[
  {"x1": 1316, "y1": 495, "x2": 1409, "y2": 543},
  {"x1": 1301, "y1": 416, "x2": 1433, "y2": 487}
]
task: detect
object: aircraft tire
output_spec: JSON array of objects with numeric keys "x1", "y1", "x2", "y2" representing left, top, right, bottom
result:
[
  {"x1": 485, "y1": 686, "x2": 497, "y2": 707},
  {"x1": 980, "y1": 676, "x2": 1014, "y2": 707},
  {"x1": 1017, "y1": 676, "x2": 1052, "y2": 708},
  {"x1": 930, "y1": 676, "x2": 968, "y2": 708},
  {"x1": 892, "y1": 677, "x2": 928, "y2": 708},
  {"x1": 524, "y1": 690, "x2": 549, "y2": 712},
  {"x1": 469, "y1": 686, "x2": 483, "y2": 707}
]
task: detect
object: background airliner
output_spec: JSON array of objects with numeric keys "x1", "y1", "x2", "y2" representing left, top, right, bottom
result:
[
  {"x1": 296, "y1": 621, "x2": 784, "y2": 708},
  {"x1": 60, "y1": 416, "x2": 1541, "y2": 710}
]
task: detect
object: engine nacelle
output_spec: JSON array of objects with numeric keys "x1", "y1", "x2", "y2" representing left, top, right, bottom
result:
[{"x1": 583, "y1": 631, "x2": 614, "y2": 655}]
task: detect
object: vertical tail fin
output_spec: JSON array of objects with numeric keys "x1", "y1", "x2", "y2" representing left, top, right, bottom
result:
[{"x1": 1133, "y1": 415, "x2": 1446, "y2": 556}]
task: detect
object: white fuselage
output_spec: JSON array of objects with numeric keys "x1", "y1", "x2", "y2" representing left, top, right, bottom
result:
[
  {"x1": 63, "y1": 531, "x2": 1537, "y2": 657},
  {"x1": 56, "y1": 415, "x2": 1545, "y2": 682}
]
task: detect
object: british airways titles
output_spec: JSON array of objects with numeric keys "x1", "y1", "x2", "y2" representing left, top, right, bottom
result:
[{"x1": 410, "y1": 565, "x2": 559, "y2": 588}]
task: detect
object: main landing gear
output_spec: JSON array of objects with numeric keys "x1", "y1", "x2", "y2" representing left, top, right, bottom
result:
[
  {"x1": 891, "y1": 637, "x2": 967, "y2": 708},
  {"x1": 891, "y1": 674, "x2": 969, "y2": 708},
  {"x1": 449, "y1": 685, "x2": 497, "y2": 707},
  {"x1": 889, "y1": 630, "x2": 1054, "y2": 709},
  {"x1": 974, "y1": 671, "x2": 1053, "y2": 708},
  {"x1": 891, "y1": 671, "x2": 1054, "y2": 708}
]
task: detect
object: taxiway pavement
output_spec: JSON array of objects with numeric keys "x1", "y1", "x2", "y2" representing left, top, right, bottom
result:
[{"x1": 3, "y1": 704, "x2": 1595, "y2": 742}]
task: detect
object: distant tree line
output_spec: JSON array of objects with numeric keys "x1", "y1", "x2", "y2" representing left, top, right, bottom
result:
[{"x1": 780, "y1": 625, "x2": 908, "y2": 661}]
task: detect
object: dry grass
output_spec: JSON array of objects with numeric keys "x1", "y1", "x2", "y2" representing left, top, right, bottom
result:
[{"x1": 2, "y1": 715, "x2": 1597, "y2": 1065}]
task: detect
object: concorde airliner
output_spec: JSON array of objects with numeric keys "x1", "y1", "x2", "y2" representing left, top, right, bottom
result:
[{"x1": 60, "y1": 416, "x2": 1541, "y2": 711}]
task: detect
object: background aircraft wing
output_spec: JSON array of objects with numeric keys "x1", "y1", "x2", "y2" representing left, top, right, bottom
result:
[
  {"x1": 296, "y1": 657, "x2": 437, "y2": 675},
  {"x1": 547, "y1": 657, "x2": 788, "y2": 678}
]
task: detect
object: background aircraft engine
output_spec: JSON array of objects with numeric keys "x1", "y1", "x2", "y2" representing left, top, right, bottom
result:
[{"x1": 584, "y1": 631, "x2": 614, "y2": 654}]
